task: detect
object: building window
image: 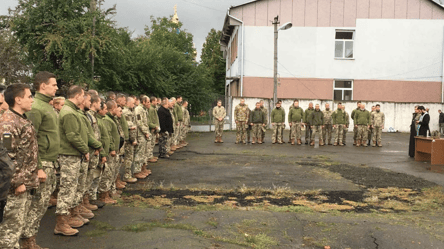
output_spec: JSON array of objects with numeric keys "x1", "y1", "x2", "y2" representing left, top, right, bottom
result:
[
  {"x1": 333, "y1": 80, "x2": 353, "y2": 101},
  {"x1": 335, "y1": 30, "x2": 354, "y2": 59}
]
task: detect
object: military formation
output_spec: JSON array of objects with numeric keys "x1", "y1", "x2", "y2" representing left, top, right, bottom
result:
[
  {"x1": 216, "y1": 99, "x2": 385, "y2": 147},
  {"x1": 0, "y1": 71, "x2": 191, "y2": 248}
]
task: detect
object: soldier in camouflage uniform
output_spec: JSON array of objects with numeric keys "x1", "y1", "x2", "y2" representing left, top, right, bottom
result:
[
  {"x1": 234, "y1": 99, "x2": 250, "y2": 144},
  {"x1": 110, "y1": 106, "x2": 125, "y2": 196},
  {"x1": 322, "y1": 103, "x2": 334, "y2": 145},
  {"x1": 0, "y1": 89, "x2": 8, "y2": 115},
  {"x1": 304, "y1": 103, "x2": 315, "y2": 145},
  {"x1": 371, "y1": 104, "x2": 385, "y2": 147},
  {"x1": 168, "y1": 99, "x2": 176, "y2": 154},
  {"x1": 260, "y1": 100, "x2": 268, "y2": 143},
  {"x1": 288, "y1": 104, "x2": 294, "y2": 142},
  {"x1": 351, "y1": 101, "x2": 361, "y2": 145},
  {"x1": 134, "y1": 96, "x2": 151, "y2": 178},
  {"x1": 122, "y1": 97, "x2": 138, "y2": 182},
  {"x1": 368, "y1": 106, "x2": 376, "y2": 146},
  {"x1": 249, "y1": 102, "x2": 266, "y2": 144},
  {"x1": 180, "y1": 100, "x2": 191, "y2": 144},
  {"x1": 354, "y1": 103, "x2": 371, "y2": 147},
  {"x1": 270, "y1": 101, "x2": 285, "y2": 144},
  {"x1": 173, "y1": 96, "x2": 184, "y2": 148},
  {"x1": 308, "y1": 104, "x2": 324, "y2": 146},
  {"x1": 146, "y1": 97, "x2": 158, "y2": 163},
  {"x1": 213, "y1": 100, "x2": 226, "y2": 143},
  {"x1": 332, "y1": 103, "x2": 347, "y2": 146},
  {"x1": 158, "y1": 98, "x2": 173, "y2": 158},
  {"x1": 288, "y1": 100, "x2": 304, "y2": 145},
  {"x1": 342, "y1": 105, "x2": 349, "y2": 145},
  {"x1": 0, "y1": 84, "x2": 43, "y2": 248}
]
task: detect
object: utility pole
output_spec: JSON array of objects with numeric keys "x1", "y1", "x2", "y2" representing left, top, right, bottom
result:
[{"x1": 273, "y1": 16, "x2": 279, "y2": 106}]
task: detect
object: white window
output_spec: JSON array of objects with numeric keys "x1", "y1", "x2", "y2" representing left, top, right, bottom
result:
[
  {"x1": 334, "y1": 80, "x2": 353, "y2": 101},
  {"x1": 335, "y1": 30, "x2": 354, "y2": 59}
]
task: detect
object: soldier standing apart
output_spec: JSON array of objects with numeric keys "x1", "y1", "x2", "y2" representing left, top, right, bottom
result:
[
  {"x1": 367, "y1": 106, "x2": 376, "y2": 146},
  {"x1": 288, "y1": 100, "x2": 304, "y2": 145},
  {"x1": 260, "y1": 100, "x2": 268, "y2": 143},
  {"x1": 371, "y1": 104, "x2": 385, "y2": 147},
  {"x1": 122, "y1": 97, "x2": 138, "y2": 183},
  {"x1": 249, "y1": 102, "x2": 266, "y2": 144},
  {"x1": 351, "y1": 101, "x2": 361, "y2": 145},
  {"x1": 342, "y1": 105, "x2": 349, "y2": 145},
  {"x1": 309, "y1": 104, "x2": 324, "y2": 146},
  {"x1": 173, "y1": 96, "x2": 184, "y2": 149},
  {"x1": 0, "y1": 84, "x2": 44, "y2": 247},
  {"x1": 22, "y1": 72, "x2": 59, "y2": 246},
  {"x1": 332, "y1": 103, "x2": 347, "y2": 146},
  {"x1": 354, "y1": 103, "x2": 371, "y2": 147},
  {"x1": 55, "y1": 86, "x2": 89, "y2": 236},
  {"x1": 288, "y1": 103, "x2": 294, "y2": 143},
  {"x1": 234, "y1": 99, "x2": 250, "y2": 144},
  {"x1": 134, "y1": 96, "x2": 151, "y2": 178},
  {"x1": 304, "y1": 103, "x2": 315, "y2": 145},
  {"x1": 180, "y1": 100, "x2": 191, "y2": 144},
  {"x1": 213, "y1": 100, "x2": 226, "y2": 143},
  {"x1": 438, "y1": 110, "x2": 444, "y2": 135},
  {"x1": 149, "y1": 97, "x2": 161, "y2": 155},
  {"x1": 158, "y1": 98, "x2": 173, "y2": 158},
  {"x1": 271, "y1": 101, "x2": 285, "y2": 144},
  {"x1": 322, "y1": 103, "x2": 333, "y2": 145}
]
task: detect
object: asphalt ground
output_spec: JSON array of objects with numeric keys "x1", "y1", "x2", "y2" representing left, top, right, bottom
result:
[{"x1": 35, "y1": 131, "x2": 444, "y2": 249}]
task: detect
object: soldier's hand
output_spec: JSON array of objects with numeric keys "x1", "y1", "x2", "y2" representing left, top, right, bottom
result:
[
  {"x1": 101, "y1": 157, "x2": 107, "y2": 164},
  {"x1": 355, "y1": 125, "x2": 358, "y2": 128},
  {"x1": 311, "y1": 126, "x2": 314, "y2": 129},
  {"x1": 110, "y1": 151, "x2": 116, "y2": 157},
  {"x1": 145, "y1": 133, "x2": 150, "y2": 138},
  {"x1": 94, "y1": 150, "x2": 100, "y2": 156},
  {"x1": 37, "y1": 169, "x2": 47, "y2": 183},
  {"x1": 85, "y1": 153, "x2": 90, "y2": 162},
  {"x1": 368, "y1": 125, "x2": 371, "y2": 129},
  {"x1": 289, "y1": 123, "x2": 292, "y2": 127},
  {"x1": 250, "y1": 123, "x2": 253, "y2": 126},
  {"x1": 130, "y1": 127, "x2": 136, "y2": 130},
  {"x1": 15, "y1": 184, "x2": 26, "y2": 195},
  {"x1": 262, "y1": 124, "x2": 266, "y2": 126},
  {"x1": 333, "y1": 125, "x2": 336, "y2": 128},
  {"x1": 133, "y1": 141, "x2": 138, "y2": 146}
]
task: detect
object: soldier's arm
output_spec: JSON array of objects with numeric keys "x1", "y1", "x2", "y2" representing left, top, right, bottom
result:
[
  {"x1": 382, "y1": 113, "x2": 385, "y2": 127},
  {"x1": 222, "y1": 108, "x2": 226, "y2": 119},
  {"x1": 3, "y1": 124, "x2": 25, "y2": 189},
  {"x1": 63, "y1": 114, "x2": 89, "y2": 155},
  {"x1": 282, "y1": 110, "x2": 286, "y2": 123},
  {"x1": 288, "y1": 109, "x2": 292, "y2": 122},
  {"x1": 26, "y1": 109, "x2": 42, "y2": 133},
  {"x1": 98, "y1": 122, "x2": 109, "y2": 157},
  {"x1": 212, "y1": 107, "x2": 217, "y2": 119},
  {"x1": 135, "y1": 108, "x2": 150, "y2": 135},
  {"x1": 104, "y1": 120, "x2": 115, "y2": 152},
  {"x1": 87, "y1": 124, "x2": 102, "y2": 150}
]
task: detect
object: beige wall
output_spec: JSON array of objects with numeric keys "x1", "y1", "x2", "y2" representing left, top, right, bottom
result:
[{"x1": 230, "y1": 0, "x2": 444, "y2": 27}]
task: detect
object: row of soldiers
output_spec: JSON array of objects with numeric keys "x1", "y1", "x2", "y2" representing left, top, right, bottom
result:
[
  {"x1": 227, "y1": 99, "x2": 385, "y2": 147},
  {"x1": 0, "y1": 71, "x2": 191, "y2": 249}
]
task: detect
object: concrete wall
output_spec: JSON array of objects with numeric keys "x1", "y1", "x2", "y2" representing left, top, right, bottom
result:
[{"x1": 230, "y1": 97, "x2": 444, "y2": 133}]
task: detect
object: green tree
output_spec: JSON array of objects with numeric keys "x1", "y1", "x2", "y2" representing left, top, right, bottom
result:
[{"x1": 200, "y1": 29, "x2": 226, "y2": 95}]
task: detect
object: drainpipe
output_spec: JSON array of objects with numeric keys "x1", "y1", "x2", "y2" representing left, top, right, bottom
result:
[{"x1": 228, "y1": 9, "x2": 244, "y2": 97}]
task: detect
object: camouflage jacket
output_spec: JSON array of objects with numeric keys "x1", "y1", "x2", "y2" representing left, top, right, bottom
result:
[
  {"x1": 134, "y1": 104, "x2": 150, "y2": 138},
  {"x1": 1, "y1": 109, "x2": 39, "y2": 191},
  {"x1": 322, "y1": 109, "x2": 333, "y2": 125},
  {"x1": 234, "y1": 104, "x2": 249, "y2": 122},
  {"x1": 213, "y1": 106, "x2": 226, "y2": 121},
  {"x1": 122, "y1": 107, "x2": 137, "y2": 143},
  {"x1": 183, "y1": 107, "x2": 190, "y2": 126},
  {"x1": 261, "y1": 106, "x2": 268, "y2": 124},
  {"x1": 87, "y1": 110, "x2": 107, "y2": 158},
  {"x1": 371, "y1": 111, "x2": 385, "y2": 127}
]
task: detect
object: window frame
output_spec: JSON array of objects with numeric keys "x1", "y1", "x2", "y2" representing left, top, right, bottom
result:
[
  {"x1": 333, "y1": 79, "x2": 354, "y2": 101},
  {"x1": 334, "y1": 30, "x2": 355, "y2": 60}
]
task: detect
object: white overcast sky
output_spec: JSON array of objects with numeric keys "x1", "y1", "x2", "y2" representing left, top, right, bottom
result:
[{"x1": 1, "y1": 0, "x2": 248, "y2": 61}]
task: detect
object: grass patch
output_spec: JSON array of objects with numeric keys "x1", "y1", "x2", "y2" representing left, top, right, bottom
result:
[
  {"x1": 206, "y1": 217, "x2": 218, "y2": 227},
  {"x1": 90, "y1": 220, "x2": 116, "y2": 231},
  {"x1": 84, "y1": 229, "x2": 108, "y2": 237}
]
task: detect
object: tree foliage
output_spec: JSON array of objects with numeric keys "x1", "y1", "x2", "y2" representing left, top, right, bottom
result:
[{"x1": 200, "y1": 29, "x2": 226, "y2": 96}]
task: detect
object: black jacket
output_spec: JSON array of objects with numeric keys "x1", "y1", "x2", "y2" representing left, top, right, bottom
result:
[
  {"x1": 419, "y1": 113, "x2": 430, "y2": 136},
  {"x1": 158, "y1": 106, "x2": 173, "y2": 134},
  {"x1": 439, "y1": 113, "x2": 444, "y2": 124}
]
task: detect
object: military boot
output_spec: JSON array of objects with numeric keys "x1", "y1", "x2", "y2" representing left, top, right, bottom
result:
[
  {"x1": 362, "y1": 140, "x2": 368, "y2": 147},
  {"x1": 167, "y1": 151, "x2": 174, "y2": 155},
  {"x1": 252, "y1": 138, "x2": 256, "y2": 144},
  {"x1": 148, "y1": 158, "x2": 157, "y2": 163},
  {"x1": 54, "y1": 215, "x2": 79, "y2": 236},
  {"x1": 333, "y1": 142, "x2": 338, "y2": 146},
  {"x1": 73, "y1": 205, "x2": 91, "y2": 223},
  {"x1": 291, "y1": 139, "x2": 295, "y2": 145},
  {"x1": 171, "y1": 146, "x2": 177, "y2": 151},
  {"x1": 141, "y1": 165, "x2": 151, "y2": 175},
  {"x1": 356, "y1": 140, "x2": 361, "y2": 147},
  {"x1": 83, "y1": 194, "x2": 98, "y2": 211},
  {"x1": 310, "y1": 140, "x2": 315, "y2": 146},
  {"x1": 219, "y1": 137, "x2": 224, "y2": 143},
  {"x1": 68, "y1": 208, "x2": 85, "y2": 228},
  {"x1": 372, "y1": 141, "x2": 376, "y2": 147},
  {"x1": 134, "y1": 172, "x2": 146, "y2": 179},
  {"x1": 377, "y1": 141, "x2": 382, "y2": 147},
  {"x1": 99, "y1": 192, "x2": 116, "y2": 204},
  {"x1": 339, "y1": 142, "x2": 344, "y2": 146},
  {"x1": 258, "y1": 138, "x2": 262, "y2": 144},
  {"x1": 297, "y1": 139, "x2": 302, "y2": 145},
  {"x1": 20, "y1": 238, "x2": 31, "y2": 249},
  {"x1": 353, "y1": 140, "x2": 357, "y2": 145},
  {"x1": 215, "y1": 137, "x2": 218, "y2": 143},
  {"x1": 90, "y1": 199, "x2": 105, "y2": 208},
  {"x1": 116, "y1": 180, "x2": 126, "y2": 190},
  {"x1": 319, "y1": 139, "x2": 325, "y2": 146},
  {"x1": 27, "y1": 236, "x2": 49, "y2": 249},
  {"x1": 123, "y1": 177, "x2": 137, "y2": 183},
  {"x1": 79, "y1": 204, "x2": 95, "y2": 219}
]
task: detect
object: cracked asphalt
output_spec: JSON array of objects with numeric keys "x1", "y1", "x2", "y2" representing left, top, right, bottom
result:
[{"x1": 35, "y1": 131, "x2": 444, "y2": 249}]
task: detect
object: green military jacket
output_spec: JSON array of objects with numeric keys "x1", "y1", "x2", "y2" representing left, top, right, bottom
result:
[
  {"x1": 122, "y1": 107, "x2": 138, "y2": 143},
  {"x1": 354, "y1": 109, "x2": 371, "y2": 125},
  {"x1": 234, "y1": 103, "x2": 249, "y2": 122},
  {"x1": 332, "y1": 109, "x2": 347, "y2": 125},
  {"x1": 174, "y1": 102, "x2": 183, "y2": 122},
  {"x1": 271, "y1": 107, "x2": 285, "y2": 123},
  {"x1": 309, "y1": 109, "x2": 324, "y2": 126},
  {"x1": 103, "y1": 114, "x2": 120, "y2": 152},
  {"x1": 345, "y1": 111, "x2": 350, "y2": 125},
  {"x1": 78, "y1": 109, "x2": 102, "y2": 151},
  {"x1": 261, "y1": 106, "x2": 268, "y2": 125},
  {"x1": 322, "y1": 109, "x2": 333, "y2": 125},
  {"x1": 149, "y1": 105, "x2": 160, "y2": 129},
  {"x1": 304, "y1": 108, "x2": 315, "y2": 125},
  {"x1": 351, "y1": 107, "x2": 360, "y2": 121},
  {"x1": 288, "y1": 107, "x2": 304, "y2": 123},
  {"x1": 26, "y1": 92, "x2": 60, "y2": 166},
  {"x1": 96, "y1": 113, "x2": 110, "y2": 155},
  {"x1": 58, "y1": 100, "x2": 89, "y2": 156},
  {"x1": 183, "y1": 107, "x2": 190, "y2": 126},
  {"x1": 249, "y1": 108, "x2": 265, "y2": 124},
  {"x1": 371, "y1": 111, "x2": 385, "y2": 127},
  {"x1": 87, "y1": 109, "x2": 107, "y2": 158},
  {"x1": 134, "y1": 104, "x2": 150, "y2": 138},
  {"x1": 118, "y1": 105, "x2": 129, "y2": 141}
]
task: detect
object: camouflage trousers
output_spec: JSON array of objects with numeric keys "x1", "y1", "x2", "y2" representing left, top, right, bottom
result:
[
  {"x1": 236, "y1": 121, "x2": 247, "y2": 143},
  {"x1": 252, "y1": 124, "x2": 262, "y2": 141},
  {"x1": 353, "y1": 126, "x2": 358, "y2": 140},
  {"x1": 290, "y1": 122, "x2": 302, "y2": 140},
  {"x1": 73, "y1": 160, "x2": 89, "y2": 207},
  {"x1": 323, "y1": 124, "x2": 333, "y2": 144},
  {"x1": 179, "y1": 124, "x2": 189, "y2": 141},
  {"x1": 305, "y1": 125, "x2": 313, "y2": 142},
  {"x1": 372, "y1": 126, "x2": 383, "y2": 144},
  {"x1": 56, "y1": 155, "x2": 81, "y2": 215},
  {"x1": 311, "y1": 126, "x2": 323, "y2": 141},
  {"x1": 368, "y1": 127, "x2": 374, "y2": 143},
  {"x1": 85, "y1": 154, "x2": 99, "y2": 199},
  {"x1": 98, "y1": 155, "x2": 118, "y2": 193},
  {"x1": 88, "y1": 168, "x2": 103, "y2": 200},
  {"x1": 343, "y1": 127, "x2": 348, "y2": 143},
  {"x1": 134, "y1": 137, "x2": 148, "y2": 173},
  {"x1": 110, "y1": 155, "x2": 122, "y2": 193},
  {"x1": 334, "y1": 124, "x2": 345, "y2": 144},
  {"x1": 173, "y1": 122, "x2": 182, "y2": 145},
  {"x1": 357, "y1": 125, "x2": 368, "y2": 142},
  {"x1": 272, "y1": 123, "x2": 284, "y2": 143},
  {"x1": 22, "y1": 162, "x2": 57, "y2": 238},
  {"x1": 123, "y1": 143, "x2": 135, "y2": 179},
  {"x1": 0, "y1": 191, "x2": 32, "y2": 249},
  {"x1": 166, "y1": 134, "x2": 172, "y2": 153},
  {"x1": 147, "y1": 131, "x2": 155, "y2": 159},
  {"x1": 159, "y1": 132, "x2": 169, "y2": 156},
  {"x1": 215, "y1": 120, "x2": 224, "y2": 138}
]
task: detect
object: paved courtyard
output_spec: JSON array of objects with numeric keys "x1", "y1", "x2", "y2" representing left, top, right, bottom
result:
[{"x1": 37, "y1": 131, "x2": 444, "y2": 249}]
